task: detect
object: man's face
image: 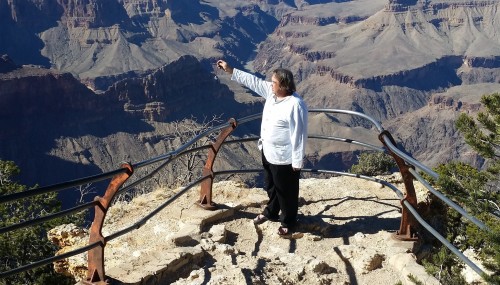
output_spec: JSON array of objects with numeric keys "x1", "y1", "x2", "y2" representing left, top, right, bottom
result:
[{"x1": 271, "y1": 74, "x2": 281, "y2": 95}]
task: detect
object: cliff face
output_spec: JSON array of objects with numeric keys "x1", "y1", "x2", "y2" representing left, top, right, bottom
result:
[
  {"x1": 0, "y1": 55, "x2": 234, "y2": 123},
  {"x1": 0, "y1": 56, "x2": 259, "y2": 203},
  {"x1": 428, "y1": 94, "x2": 481, "y2": 112},
  {"x1": 0, "y1": 0, "x2": 131, "y2": 30},
  {"x1": 279, "y1": 13, "x2": 340, "y2": 26},
  {"x1": 0, "y1": 0, "x2": 284, "y2": 89},
  {"x1": 1, "y1": 0, "x2": 500, "y2": 198},
  {"x1": 247, "y1": 0, "x2": 500, "y2": 172},
  {"x1": 68, "y1": 0, "x2": 132, "y2": 28},
  {"x1": 305, "y1": 56, "x2": 463, "y2": 91},
  {"x1": 254, "y1": 0, "x2": 500, "y2": 86},
  {"x1": 104, "y1": 55, "x2": 236, "y2": 121},
  {"x1": 0, "y1": 68, "x2": 108, "y2": 119}
]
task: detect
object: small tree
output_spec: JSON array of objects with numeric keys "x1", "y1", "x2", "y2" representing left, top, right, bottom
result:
[
  {"x1": 115, "y1": 115, "x2": 225, "y2": 202},
  {"x1": 158, "y1": 115, "x2": 223, "y2": 188},
  {"x1": 0, "y1": 160, "x2": 75, "y2": 285},
  {"x1": 456, "y1": 92, "x2": 500, "y2": 198},
  {"x1": 350, "y1": 151, "x2": 396, "y2": 176},
  {"x1": 423, "y1": 93, "x2": 500, "y2": 284}
]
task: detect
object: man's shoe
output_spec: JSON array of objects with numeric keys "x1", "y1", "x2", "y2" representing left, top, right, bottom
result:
[
  {"x1": 277, "y1": 226, "x2": 292, "y2": 237},
  {"x1": 253, "y1": 214, "x2": 268, "y2": 225}
]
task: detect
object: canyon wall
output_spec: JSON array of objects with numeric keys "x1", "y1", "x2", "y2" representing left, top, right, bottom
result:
[{"x1": 1, "y1": 0, "x2": 500, "y2": 199}]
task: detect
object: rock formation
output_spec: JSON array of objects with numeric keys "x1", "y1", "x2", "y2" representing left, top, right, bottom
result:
[
  {"x1": 0, "y1": 65, "x2": 111, "y2": 118},
  {"x1": 1, "y1": 0, "x2": 500, "y2": 206},
  {"x1": 0, "y1": 55, "x2": 261, "y2": 203},
  {"x1": 104, "y1": 55, "x2": 237, "y2": 121}
]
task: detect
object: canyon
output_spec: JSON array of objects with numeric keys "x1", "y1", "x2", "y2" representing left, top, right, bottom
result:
[
  {"x1": 1, "y1": 0, "x2": 500, "y2": 204},
  {"x1": 1, "y1": 1, "x2": 499, "y2": 284}
]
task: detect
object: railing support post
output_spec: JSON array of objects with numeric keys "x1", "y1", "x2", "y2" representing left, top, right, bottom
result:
[
  {"x1": 379, "y1": 131, "x2": 419, "y2": 241},
  {"x1": 83, "y1": 163, "x2": 133, "y2": 285},
  {"x1": 197, "y1": 118, "x2": 237, "y2": 210}
]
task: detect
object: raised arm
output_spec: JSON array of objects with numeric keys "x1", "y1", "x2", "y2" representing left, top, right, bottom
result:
[{"x1": 216, "y1": 60, "x2": 273, "y2": 99}]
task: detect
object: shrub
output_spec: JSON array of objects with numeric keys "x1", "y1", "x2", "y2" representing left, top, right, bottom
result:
[
  {"x1": 422, "y1": 93, "x2": 500, "y2": 284},
  {"x1": 0, "y1": 160, "x2": 76, "y2": 285},
  {"x1": 350, "y1": 151, "x2": 397, "y2": 176}
]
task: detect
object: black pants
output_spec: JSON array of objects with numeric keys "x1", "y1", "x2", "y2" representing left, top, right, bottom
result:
[{"x1": 261, "y1": 151, "x2": 300, "y2": 228}]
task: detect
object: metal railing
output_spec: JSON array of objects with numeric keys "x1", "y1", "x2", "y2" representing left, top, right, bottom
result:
[{"x1": 0, "y1": 109, "x2": 493, "y2": 283}]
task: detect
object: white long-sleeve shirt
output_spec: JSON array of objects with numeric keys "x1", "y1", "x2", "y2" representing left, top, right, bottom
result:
[{"x1": 231, "y1": 68, "x2": 308, "y2": 168}]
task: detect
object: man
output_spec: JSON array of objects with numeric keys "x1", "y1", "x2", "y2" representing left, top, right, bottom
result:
[{"x1": 216, "y1": 60, "x2": 308, "y2": 236}]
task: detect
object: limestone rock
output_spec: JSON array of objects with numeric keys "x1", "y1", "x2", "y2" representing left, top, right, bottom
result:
[
  {"x1": 389, "y1": 253, "x2": 440, "y2": 285},
  {"x1": 47, "y1": 223, "x2": 89, "y2": 281},
  {"x1": 337, "y1": 245, "x2": 386, "y2": 274},
  {"x1": 208, "y1": 224, "x2": 227, "y2": 243},
  {"x1": 461, "y1": 248, "x2": 495, "y2": 285}
]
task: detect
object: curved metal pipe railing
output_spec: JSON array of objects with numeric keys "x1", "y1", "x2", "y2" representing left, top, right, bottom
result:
[
  {"x1": 106, "y1": 175, "x2": 210, "y2": 242},
  {"x1": 0, "y1": 108, "x2": 493, "y2": 283},
  {"x1": 0, "y1": 119, "x2": 237, "y2": 280},
  {"x1": 211, "y1": 167, "x2": 405, "y2": 200},
  {"x1": 402, "y1": 199, "x2": 487, "y2": 277},
  {"x1": 308, "y1": 135, "x2": 386, "y2": 153},
  {"x1": 309, "y1": 108, "x2": 384, "y2": 132},
  {"x1": 301, "y1": 169, "x2": 405, "y2": 200},
  {"x1": 0, "y1": 240, "x2": 102, "y2": 278},
  {"x1": 0, "y1": 168, "x2": 127, "y2": 205},
  {"x1": 380, "y1": 135, "x2": 439, "y2": 179},
  {"x1": 133, "y1": 119, "x2": 236, "y2": 169},
  {"x1": 0, "y1": 201, "x2": 96, "y2": 235},
  {"x1": 409, "y1": 168, "x2": 489, "y2": 231}
]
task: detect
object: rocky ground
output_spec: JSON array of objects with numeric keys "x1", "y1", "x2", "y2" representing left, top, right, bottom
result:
[{"x1": 51, "y1": 173, "x2": 446, "y2": 285}]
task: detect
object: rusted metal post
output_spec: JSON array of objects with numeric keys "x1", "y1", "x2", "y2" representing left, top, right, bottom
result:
[
  {"x1": 197, "y1": 118, "x2": 237, "y2": 210},
  {"x1": 83, "y1": 163, "x2": 134, "y2": 285},
  {"x1": 379, "y1": 131, "x2": 419, "y2": 241}
]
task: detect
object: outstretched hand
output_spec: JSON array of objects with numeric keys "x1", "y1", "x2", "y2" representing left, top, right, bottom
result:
[{"x1": 216, "y1": 60, "x2": 233, "y2": 74}]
